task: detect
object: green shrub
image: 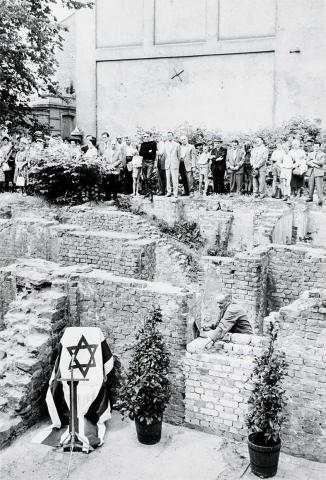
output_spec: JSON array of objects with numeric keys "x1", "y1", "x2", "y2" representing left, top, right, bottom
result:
[
  {"x1": 246, "y1": 322, "x2": 288, "y2": 444},
  {"x1": 115, "y1": 306, "x2": 170, "y2": 425}
]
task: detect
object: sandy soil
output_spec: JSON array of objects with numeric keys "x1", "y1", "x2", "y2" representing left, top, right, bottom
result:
[{"x1": 0, "y1": 413, "x2": 325, "y2": 480}]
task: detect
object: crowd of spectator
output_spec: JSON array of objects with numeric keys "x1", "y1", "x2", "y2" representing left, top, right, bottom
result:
[{"x1": 0, "y1": 124, "x2": 325, "y2": 206}]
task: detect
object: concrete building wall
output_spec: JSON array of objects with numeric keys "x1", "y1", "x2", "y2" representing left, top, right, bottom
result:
[{"x1": 75, "y1": 0, "x2": 326, "y2": 136}]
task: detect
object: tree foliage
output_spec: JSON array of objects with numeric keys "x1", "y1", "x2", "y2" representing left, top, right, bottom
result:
[
  {"x1": 0, "y1": 0, "x2": 92, "y2": 127},
  {"x1": 115, "y1": 306, "x2": 171, "y2": 425},
  {"x1": 246, "y1": 322, "x2": 288, "y2": 445}
]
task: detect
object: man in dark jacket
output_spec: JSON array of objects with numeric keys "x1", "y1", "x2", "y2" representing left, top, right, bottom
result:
[
  {"x1": 210, "y1": 137, "x2": 227, "y2": 194},
  {"x1": 202, "y1": 293, "x2": 252, "y2": 349},
  {"x1": 139, "y1": 132, "x2": 157, "y2": 197}
]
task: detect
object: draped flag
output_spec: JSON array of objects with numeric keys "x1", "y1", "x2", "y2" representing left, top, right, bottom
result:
[{"x1": 35, "y1": 327, "x2": 114, "y2": 453}]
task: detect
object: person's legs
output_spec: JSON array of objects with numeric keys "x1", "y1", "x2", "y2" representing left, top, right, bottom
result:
[
  {"x1": 187, "y1": 170, "x2": 194, "y2": 195},
  {"x1": 315, "y1": 176, "x2": 323, "y2": 203},
  {"x1": 211, "y1": 166, "x2": 218, "y2": 193},
  {"x1": 171, "y1": 168, "x2": 179, "y2": 197},
  {"x1": 308, "y1": 175, "x2": 315, "y2": 200},
  {"x1": 272, "y1": 174, "x2": 278, "y2": 197},
  {"x1": 217, "y1": 166, "x2": 225, "y2": 193},
  {"x1": 166, "y1": 167, "x2": 172, "y2": 195},
  {"x1": 179, "y1": 161, "x2": 189, "y2": 195},
  {"x1": 204, "y1": 171, "x2": 209, "y2": 195},
  {"x1": 236, "y1": 171, "x2": 244, "y2": 194},
  {"x1": 258, "y1": 169, "x2": 266, "y2": 196},
  {"x1": 252, "y1": 174, "x2": 259, "y2": 195},
  {"x1": 199, "y1": 173, "x2": 203, "y2": 194},
  {"x1": 157, "y1": 159, "x2": 166, "y2": 195},
  {"x1": 229, "y1": 171, "x2": 236, "y2": 192}
]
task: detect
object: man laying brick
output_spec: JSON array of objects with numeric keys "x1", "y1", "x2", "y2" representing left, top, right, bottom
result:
[{"x1": 189, "y1": 293, "x2": 253, "y2": 353}]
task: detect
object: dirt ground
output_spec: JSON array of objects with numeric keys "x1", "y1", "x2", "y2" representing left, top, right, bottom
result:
[{"x1": 0, "y1": 413, "x2": 325, "y2": 480}]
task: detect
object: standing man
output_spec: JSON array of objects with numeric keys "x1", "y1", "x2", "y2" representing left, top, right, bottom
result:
[
  {"x1": 250, "y1": 137, "x2": 268, "y2": 198},
  {"x1": 156, "y1": 133, "x2": 166, "y2": 196},
  {"x1": 226, "y1": 139, "x2": 244, "y2": 194},
  {"x1": 179, "y1": 135, "x2": 197, "y2": 196},
  {"x1": 289, "y1": 139, "x2": 307, "y2": 196},
  {"x1": 99, "y1": 132, "x2": 111, "y2": 162},
  {"x1": 139, "y1": 132, "x2": 157, "y2": 197},
  {"x1": 165, "y1": 131, "x2": 181, "y2": 198},
  {"x1": 243, "y1": 143, "x2": 253, "y2": 195},
  {"x1": 306, "y1": 141, "x2": 325, "y2": 206},
  {"x1": 124, "y1": 137, "x2": 138, "y2": 194},
  {"x1": 210, "y1": 137, "x2": 227, "y2": 194}
]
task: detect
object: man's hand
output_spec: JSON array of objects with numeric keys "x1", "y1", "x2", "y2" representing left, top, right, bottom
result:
[{"x1": 204, "y1": 338, "x2": 214, "y2": 350}]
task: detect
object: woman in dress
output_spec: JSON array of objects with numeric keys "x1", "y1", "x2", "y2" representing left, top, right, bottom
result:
[
  {"x1": 14, "y1": 138, "x2": 29, "y2": 194},
  {"x1": 82, "y1": 137, "x2": 98, "y2": 162}
]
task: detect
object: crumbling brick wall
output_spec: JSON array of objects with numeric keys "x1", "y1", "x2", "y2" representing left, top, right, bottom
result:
[
  {"x1": 0, "y1": 218, "x2": 156, "y2": 281},
  {"x1": 185, "y1": 289, "x2": 326, "y2": 462},
  {"x1": 267, "y1": 246, "x2": 326, "y2": 312},
  {"x1": 71, "y1": 270, "x2": 197, "y2": 425},
  {"x1": 264, "y1": 290, "x2": 326, "y2": 462},
  {"x1": 202, "y1": 245, "x2": 326, "y2": 332},
  {"x1": 0, "y1": 261, "x2": 70, "y2": 447},
  {"x1": 58, "y1": 228, "x2": 156, "y2": 280},
  {"x1": 184, "y1": 334, "x2": 262, "y2": 440}
]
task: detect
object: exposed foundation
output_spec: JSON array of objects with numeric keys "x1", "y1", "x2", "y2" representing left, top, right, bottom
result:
[{"x1": 0, "y1": 193, "x2": 325, "y2": 462}]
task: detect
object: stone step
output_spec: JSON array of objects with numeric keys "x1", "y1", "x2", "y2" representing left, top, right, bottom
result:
[{"x1": 0, "y1": 412, "x2": 23, "y2": 448}]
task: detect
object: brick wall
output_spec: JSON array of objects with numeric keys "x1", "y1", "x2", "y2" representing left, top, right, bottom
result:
[
  {"x1": 130, "y1": 196, "x2": 294, "y2": 253},
  {"x1": 0, "y1": 218, "x2": 156, "y2": 281},
  {"x1": 201, "y1": 248, "x2": 269, "y2": 332},
  {"x1": 72, "y1": 270, "x2": 197, "y2": 424},
  {"x1": 185, "y1": 288, "x2": 326, "y2": 463},
  {"x1": 184, "y1": 334, "x2": 263, "y2": 441},
  {"x1": 0, "y1": 261, "x2": 69, "y2": 447},
  {"x1": 202, "y1": 245, "x2": 326, "y2": 332},
  {"x1": 264, "y1": 290, "x2": 326, "y2": 462},
  {"x1": 57, "y1": 227, "x2": 156, "y2": 280},
  {"x1": 267, "y1": 246, "x2": 326, "y2": 312}
]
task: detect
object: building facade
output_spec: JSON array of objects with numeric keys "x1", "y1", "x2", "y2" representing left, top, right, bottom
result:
[
  {"x1": 31, "y1": 13, "x2": 76, "y2": 137},
  {"x1": 75, "y1": 0, "x2": 326, "y2": 137}
]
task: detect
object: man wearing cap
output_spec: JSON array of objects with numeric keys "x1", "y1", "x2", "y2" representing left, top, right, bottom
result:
[
  {"x1": 210, "y1": 137, "x2": 227, "y2": 194},
  {"x1": 189, "y1": 294, "x2": 253, "y2": 352}
]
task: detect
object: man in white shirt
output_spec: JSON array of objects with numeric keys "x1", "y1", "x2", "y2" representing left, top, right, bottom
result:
[
  {"x1": 156, "y1": 133, "x2": 166, "y2": 195},
  {"x1": 250, "y1": 137, "x2": 269, "y2": 198},
  {"x1": 165, "y1": 132, "x2": 181, "y2": 198}
]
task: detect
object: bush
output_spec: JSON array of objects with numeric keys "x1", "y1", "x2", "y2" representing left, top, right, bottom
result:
[
  {"x1": 156, "y1": 219, "x2": 205, "y2": 250},
  {"x1": 30, "y1": 155, "x2": 106, "y2": 204},
  {"x1": 246, "y1": 321, "x2": 288, "y2": 445},
  {"x1": 115, "y1": 306, "x2": 170, "y2": 425}
]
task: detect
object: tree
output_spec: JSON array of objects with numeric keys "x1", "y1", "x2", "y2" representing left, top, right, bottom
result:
[{"x1": 0, "y1": 0, "x2": 92, "y2": 127}]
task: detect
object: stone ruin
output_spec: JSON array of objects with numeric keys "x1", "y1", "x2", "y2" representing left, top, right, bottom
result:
[{"x1": 0, "y1": 193, "x2": 325, "y2": 462}]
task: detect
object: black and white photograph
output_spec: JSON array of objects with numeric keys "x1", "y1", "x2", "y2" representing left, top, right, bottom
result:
[{"x1": 0, "y1": 1, "x2": 326, "y2": 479}]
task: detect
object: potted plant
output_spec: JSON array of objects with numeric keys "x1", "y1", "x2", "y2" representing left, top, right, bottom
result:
[
  {"x1": 246, "y1": 321, "x2": 288, "y2": 478},
  {"x1": 115, "y1": 306, "x2": 170, "y2": 444}
]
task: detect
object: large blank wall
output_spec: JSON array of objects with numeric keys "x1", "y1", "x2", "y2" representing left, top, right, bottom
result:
[{"x1": 97, "y1": 53, "x2": 274, "y2": 135}]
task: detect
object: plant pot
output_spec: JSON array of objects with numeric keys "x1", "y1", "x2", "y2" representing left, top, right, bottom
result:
[
  {"x1": 248, "y1": 433, "x2": 281, "y2": 478},
  {"x1": 135, "y1": 419, "x2": 162, "y2": 445}
]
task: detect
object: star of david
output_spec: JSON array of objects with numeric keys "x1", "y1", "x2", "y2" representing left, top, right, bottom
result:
[{"x1": 67, "y1": 335, "x2": 98, "y2": 378}]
